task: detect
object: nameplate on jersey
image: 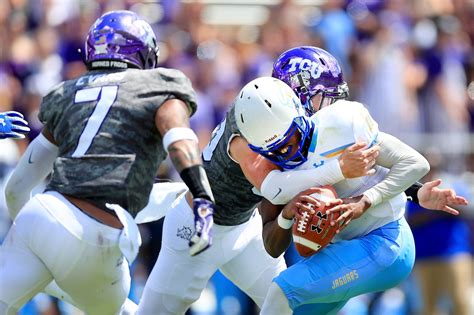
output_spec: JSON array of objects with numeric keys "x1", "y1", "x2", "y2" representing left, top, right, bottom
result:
[{"x1": 90, "y1": 60, "x2": 128, "y2": 69}]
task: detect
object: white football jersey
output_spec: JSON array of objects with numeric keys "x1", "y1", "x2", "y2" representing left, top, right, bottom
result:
[{"x1": 295, "y1": 100, "x2": 406, "y2": 240}]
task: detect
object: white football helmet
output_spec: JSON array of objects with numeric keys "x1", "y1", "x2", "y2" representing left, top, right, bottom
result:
[{"x1": 234, "y1": 77, "x2": 313, "y2": 169}]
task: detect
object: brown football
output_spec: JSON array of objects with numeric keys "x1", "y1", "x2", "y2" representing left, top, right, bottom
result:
[{"x1": 292, "y1": 186, "x2": 340, "y2": 257}]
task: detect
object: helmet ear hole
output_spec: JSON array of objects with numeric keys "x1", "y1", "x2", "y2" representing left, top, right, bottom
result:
[
  {"x1": 144, "y1": 48, "x2": 157, "y2": 69},
  {"x1": 137, "y1": 53, "x2": 146, "y2": 69}
]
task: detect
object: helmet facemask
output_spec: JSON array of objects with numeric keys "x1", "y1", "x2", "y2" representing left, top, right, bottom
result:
[
  {"x1": 314, "y1": 81, "x2": 349, "y2": 112},
  {"x1": 293, "y1": 73, "x2": 349, "y2": 116},
  {"x1": 248, "y1": 116, "x2": 313, "y2": 169}
]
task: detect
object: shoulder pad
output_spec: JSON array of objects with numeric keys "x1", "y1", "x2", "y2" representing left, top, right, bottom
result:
[
  {"x1": 43, "y1": 81, "x2": 65, "y2": 98},
  {"x1": 155, "y1": 67, "x2": 187, "y2": 80},
  {"x1": 315, "y1": 101, "x2": 353, "y2": 128}
]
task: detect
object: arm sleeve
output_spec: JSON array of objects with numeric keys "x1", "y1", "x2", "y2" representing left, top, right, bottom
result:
[
  {"x1": 4, "y1": 133, "x2": 58, "y2": 219},
  {"x1": 260, "y1": 159, "x2": 344, "y2": 205},
  {"x1": 363, "y1": 132, "x2": 430, "y2": 207}
]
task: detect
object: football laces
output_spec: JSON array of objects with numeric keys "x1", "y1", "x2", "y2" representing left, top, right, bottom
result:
[{"x1": 297, "y1": 211, "x2": 310, "y2": 233}]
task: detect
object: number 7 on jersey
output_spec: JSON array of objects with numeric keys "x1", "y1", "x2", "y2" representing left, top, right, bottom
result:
[{"x1": 72, "y1": 85, "x2": 118, "y2": 157}]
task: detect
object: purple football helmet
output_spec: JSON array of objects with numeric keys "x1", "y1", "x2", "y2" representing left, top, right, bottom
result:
[
  {"x1": 85, "y1": 10, "x2": 159, "y2": 70},
  {"x1": 272, "y1": 46, "x2": 349, "y2": 116}
]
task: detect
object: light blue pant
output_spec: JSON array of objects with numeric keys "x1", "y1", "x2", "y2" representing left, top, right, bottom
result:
[{"x1": 274, "y1": 217, "x2": 415, "y2": 315}]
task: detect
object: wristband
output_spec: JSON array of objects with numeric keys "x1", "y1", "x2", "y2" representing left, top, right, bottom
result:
[
  {"x1": 277, "y1": 212, "x2": 294, "y2": 230},
  {"x1": 180, "y1": 165, "x2": 215, "y2": 203},
  {"x1": 405, "y1": 181, "x2": 422, "y2": 204},
  {"x1": 162, "y1": 127, "x2": 198, "y2": 153}
]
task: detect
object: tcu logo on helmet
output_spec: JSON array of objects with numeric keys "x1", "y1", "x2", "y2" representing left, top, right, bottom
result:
[{"x1": 287, "y1": 57, "x2": 323, "y2": 79}]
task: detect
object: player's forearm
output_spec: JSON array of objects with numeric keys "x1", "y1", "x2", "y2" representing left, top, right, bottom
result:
[
  {"x1": 262, "y1": 220, "x2": 292, "y2": 258},
  {"x1": 167, "y1": 140, "x2": 203, "y2": 172},
  {"x1": 5, "y1": 132, "x2": 58, "y2": 219},
  {"x1": 259, "y1": 200, "x2": 292, "y2": 257},
  {"x1": 179, "y1": 163, "x2": 214, "y2": 202},
  {"x1": 157, "y1": 99, "x2": 214, "y2": 201},
  {"x1": 260, "y1": 159, "x2": 344, "y2": 205},
  {"x1": 166, "y1": 140, "x2": 214, "y2": 202},
  {"x1": 363, "y1": 132, "x2": 430, "y2": 207}
]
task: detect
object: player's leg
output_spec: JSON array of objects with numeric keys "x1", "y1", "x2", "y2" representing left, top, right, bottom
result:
[
  {"x1": 269, "y1": 217, "x2": 415, "y2": 313},
  {"x1": 292, "y1": 300, "x2": 348, "y2": 315},
  {"x1": 258, "y1": 283, "x2": 348, "y2": 315},
  {"x1": 137, "y1": 198, "x2": 226, "y2": 315},
  {"x1": 219, "y1": 210, "x2": 287, "y2": 307},
  {"x1": 44, "y1": 281, "x2": 74, "y2": 303},
  {"x1": 44, "y1": 281, "x2": 137, "y2": 315},
  {"x1": 31, "y1": 192, "x2": 130, "y2": 315},
  {"x1": 55, "y1": 250, "x2": 130, "y2": 315},
  {"x1": 260, "y1": 282, "x2": 292, "y2": 315},
  {"x1": 261, "y1": 285, "x2": 348, "y2": 315},
  {"x1": 0, "y1": 200, "x2": 54, "y2": 314},
  {"x1": 262, "y1": 290, "x2": 348, "y2": 315},
  {"x1": 120, "y1": 298, "x2": 139, "y2": 315}
]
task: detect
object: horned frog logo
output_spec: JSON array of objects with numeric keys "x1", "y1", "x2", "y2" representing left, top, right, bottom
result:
[{"x1": 177, "y1": 226, "x2": 193, "y2": 241}]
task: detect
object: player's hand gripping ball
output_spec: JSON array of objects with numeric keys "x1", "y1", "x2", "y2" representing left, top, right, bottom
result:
[{"x1": 292, "y1": 186, "x2": 341, "y2": 257}]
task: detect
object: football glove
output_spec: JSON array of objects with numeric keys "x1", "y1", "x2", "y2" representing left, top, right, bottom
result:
[
  {"x1": 189, "y1": 198, "x2": 214, "y2": 256},
  {"x1": 0, "y1": 111, "x2": 30, "y2": 139}
]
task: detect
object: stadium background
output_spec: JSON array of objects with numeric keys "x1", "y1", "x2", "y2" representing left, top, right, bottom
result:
[{"x1": 0, "y1": 0, "x2": 473, "y2": 314}]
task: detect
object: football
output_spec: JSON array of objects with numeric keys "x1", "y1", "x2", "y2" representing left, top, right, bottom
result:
[{"x1": 292, "y1": 186, "x2": 341, "y2": 257}]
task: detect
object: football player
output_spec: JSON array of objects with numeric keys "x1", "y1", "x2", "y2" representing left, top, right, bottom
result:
[
  {"x1": 136, "y1": 47, "x2": 466, "y2": 314},
  {"x1": 234, "y1": 76, "x2": 463, "y2": 315},
  {"x1": 0, "y1": 10, "x2": 214, "y2": 315},
  {"x1": 270, "y1": 46, "x2": 467, "y2": 215},
  {"x1": 136, "y1": 63, "x2": 379, "y2": 315},
  {"x1": 0, "y1": 111, "x2": 30, "y2": 139}
]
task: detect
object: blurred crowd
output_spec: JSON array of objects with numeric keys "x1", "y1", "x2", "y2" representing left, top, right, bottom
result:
[{"x1": 0, "y1": 0, "x2": 473, "y2": 314}]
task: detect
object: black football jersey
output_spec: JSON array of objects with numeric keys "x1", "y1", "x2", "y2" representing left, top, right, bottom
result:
[
  {"x1": 202, "y1": 106, "x2": 263, "y2": 225},
  {"x1": 38, "y1": 68, "x2": 197, "y2": 216}
]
